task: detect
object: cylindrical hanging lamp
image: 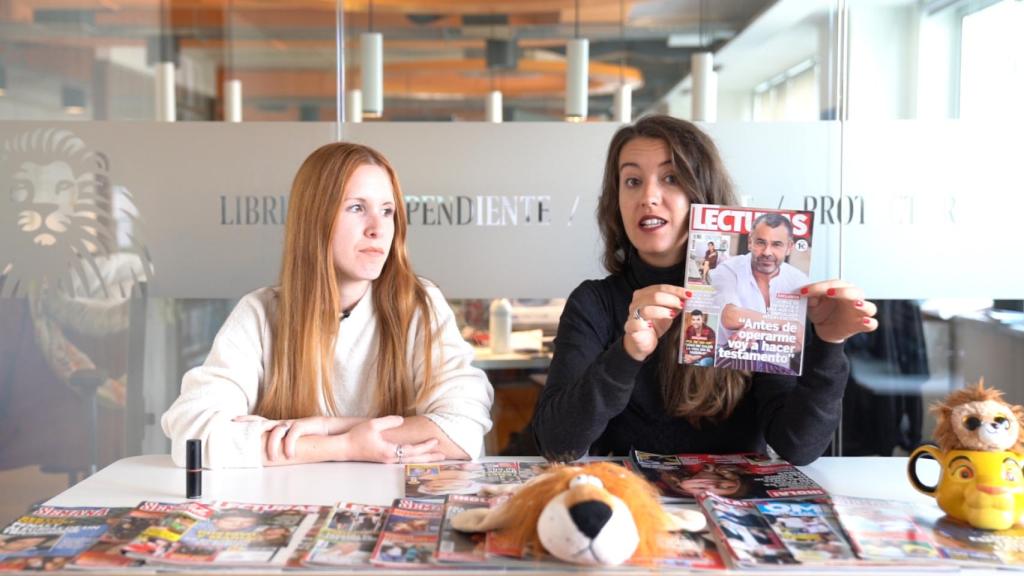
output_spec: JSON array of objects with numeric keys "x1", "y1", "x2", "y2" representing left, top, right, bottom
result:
[
  {"x1": 565, "y1": 38, "x2": 589, "y2": 122},
  {"x1": 486, "y1": 90, "x2": 503, "y2": 123},
  {"x1": 691, "y1": 51, "x2": 717, "y2": 122},
  {"x1": 613, "y1": 84, "x2": 632, "y2": 123},
  {"x1": 361, "y1": 32, "x2": 383, "y2": 118},
  {"x1": 346, "y1": 88, "x2": 363, "y2": 123},
  {"x1": 224, "y1": 79, "x2": 242, "y2": 122},
  {"x1": 155, "y1": 61, "x2": 176, "y2": 122}
]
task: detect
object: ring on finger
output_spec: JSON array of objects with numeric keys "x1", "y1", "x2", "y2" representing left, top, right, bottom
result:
[
  {"x1": 632, "y1": 307, "x2": 644, "y2": 321},
  {"x1": 395, "y1": 445, "x2": 405, "y2": 464}
]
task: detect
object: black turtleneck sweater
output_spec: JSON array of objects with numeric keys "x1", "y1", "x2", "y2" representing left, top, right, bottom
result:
[{"x1": 531, "y1": 253, "x2": 849, "y2": 466}]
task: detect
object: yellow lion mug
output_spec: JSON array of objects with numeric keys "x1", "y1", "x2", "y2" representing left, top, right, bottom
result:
[{"x1": 908, "y1": 444, "x2": 1024, "y2": 530}]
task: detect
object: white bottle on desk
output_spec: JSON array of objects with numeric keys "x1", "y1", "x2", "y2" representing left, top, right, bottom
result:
[{"x1": 489, "y1": 298, "x2": 512, "y2": 354}]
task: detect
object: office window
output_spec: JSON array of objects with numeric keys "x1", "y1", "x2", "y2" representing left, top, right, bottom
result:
[
  {"x1": 959, "y1": 0, "x2": 1024, "y2": 120},
  {"x1": 751, "y1": 60, "x2": 819, "y2": 122}
]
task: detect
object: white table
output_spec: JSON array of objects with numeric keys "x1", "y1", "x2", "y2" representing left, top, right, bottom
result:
[{"x1": 46, "y1": 454, "x2": 941, "y2": 509}]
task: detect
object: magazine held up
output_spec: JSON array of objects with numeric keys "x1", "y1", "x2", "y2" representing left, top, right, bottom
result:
[{"x1": 680, "y1": 204, "x2": 814, "y2": 376}]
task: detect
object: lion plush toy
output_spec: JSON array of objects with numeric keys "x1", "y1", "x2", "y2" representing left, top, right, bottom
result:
[
  {"x1": 932, "y1": 379, "x2": 1024, "y2": 453},
  {"x1": 450, "y1": 461, "x2": 705, "y2": 566}
]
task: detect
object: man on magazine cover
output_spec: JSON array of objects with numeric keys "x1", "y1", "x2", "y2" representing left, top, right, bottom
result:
[
  {"x1": 709, "y1": 213, "x2": 808, "y2": 374},
  {"x1": 682, "y1": 310, "x2": 716, "y2": 367}
]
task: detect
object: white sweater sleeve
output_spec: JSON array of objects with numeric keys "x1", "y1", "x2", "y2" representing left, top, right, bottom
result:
[
  {"x1": 161, "y1": 291, "x2": 277, "y2": 469},
  {"x1": 415, "y1": 287, "x2": 494, "y2": 459}
]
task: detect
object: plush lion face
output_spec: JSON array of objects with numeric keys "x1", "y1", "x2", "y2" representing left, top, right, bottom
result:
[
  {"x1": 932, "y1": 379, "x2": 1024, "y2": 453},
  {"x1": 451, "y1": 462, "x2": 704, "y2": 566}
]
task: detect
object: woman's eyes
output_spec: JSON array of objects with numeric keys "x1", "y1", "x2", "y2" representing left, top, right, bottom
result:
[
  {"x1": 621, "y1": 175, "x2": 679, "y2": 187},
  {"x1": 346, "y1": 203, "x2": 394, "y2": 216}
]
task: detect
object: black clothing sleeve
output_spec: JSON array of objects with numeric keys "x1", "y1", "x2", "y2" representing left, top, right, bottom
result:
[
  {"x1": 532, "y1": 277, "x2": 850, "y2": 465},
  {"x1": 532, "y1": 280, "x2": 642, "y2": 461}
]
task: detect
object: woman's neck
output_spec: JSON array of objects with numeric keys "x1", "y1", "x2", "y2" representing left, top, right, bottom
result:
[{"x1": 337, "y1": 280, "x2": 371, "y2": 314}]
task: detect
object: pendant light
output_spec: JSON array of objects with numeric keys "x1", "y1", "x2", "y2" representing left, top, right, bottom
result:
[
  {"x1": 223, "y1": 0, "x2": 243, "y2": 122},
  {"x1": 361, "y1": 0, "x2": 383, "y2": 118},
  {"x1": 612, "y1": 0, "x2": 631, "y2": 122},
  {"x1": 565, "y1": 0, "x2": 588, "y2": 121},
  {"x1": 691, "y1": 0, "x2": 717, "y2": 122}
]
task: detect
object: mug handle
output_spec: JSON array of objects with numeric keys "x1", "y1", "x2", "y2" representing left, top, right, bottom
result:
[{"x1": 908, "y1": 443, "x2": 942, "y2": 495}]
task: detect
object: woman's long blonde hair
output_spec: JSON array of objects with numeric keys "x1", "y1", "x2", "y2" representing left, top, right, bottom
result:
[
  {"x1": 255, "y1": 142, "x2": 436, "y2": 420},
  {"x1": 597, "y1": 115, "x2": 749, "y2": 425}
]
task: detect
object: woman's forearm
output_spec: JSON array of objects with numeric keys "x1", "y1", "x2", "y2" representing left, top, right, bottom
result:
[
  {"x1": 259, "y1": 432, "x2": 349, "y2": 466},
  {"x1": 381, "y1": 416, "x2": 469, "y2": 460}
]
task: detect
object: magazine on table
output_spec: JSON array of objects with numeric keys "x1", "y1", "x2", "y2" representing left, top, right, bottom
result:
[
  {"x1": 681, "y1": 204, "x2": 814, "y2": 376},
  {"x1": 435, "y1": 494, "x2": 490, "y2": 565},
  {"x1": 629, "y1": 450, "x2": 825, "y2": 501},
  {"x1": 0, "y1": 505, "x2": 129, "y2": 572},
  {"x1": 916, "y1": 508, "x2": 1024, "y2": 570},
  {"x1": 301, "y1": 502, "x2": 387, "y2": 568},
  {"x1": 368, "y1": 498, "x2": 443, "y2": 568},
  {"x1": 700, "y1": 494, "x2": 844, "y2": 569},
  {"x1": 70, "y1": 501, "x2": 178, "y2": 570},
  {"x1": 121, "y1": 500, "x2": 324, "y2": 568},
  {"x1": 285, "y1": 505, "x2": 332, "y2": 569},
  {"x1": 404, "y1": 461, "x2": 550, "y2": 499},
  {"x1": 829, "y1": 495, "x2": 944, "y2": 564},
  {"x1": 641, "y1": 504, "x2": 727, "y2": 571}
]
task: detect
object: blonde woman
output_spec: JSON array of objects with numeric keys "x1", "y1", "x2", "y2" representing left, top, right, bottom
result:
[{"x1": 162, "y1": 143, "x2": 493, "y2": 468}]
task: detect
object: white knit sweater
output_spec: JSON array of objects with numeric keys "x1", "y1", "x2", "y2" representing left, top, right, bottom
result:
[{"x1": 161, "y1": 284, "x2": 494, "y2": 468}]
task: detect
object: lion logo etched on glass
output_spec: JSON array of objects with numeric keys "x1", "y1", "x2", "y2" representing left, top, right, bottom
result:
[{"x1": 1, "y1": 128, "x2": 153, "y2": 298}]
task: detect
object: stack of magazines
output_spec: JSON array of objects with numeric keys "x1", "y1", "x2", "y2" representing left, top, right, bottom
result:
[{"x1": 4, "y1": 454, "x2": 1024, "y2": 570}]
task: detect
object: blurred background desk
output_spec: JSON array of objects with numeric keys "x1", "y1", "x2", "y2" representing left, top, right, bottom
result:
[
  {"x1": 472, "y1": 346, "x2": 552, "y2": 456},
  {"x1": 471, "y1": 347, "x2": 552, "y2": 371}
]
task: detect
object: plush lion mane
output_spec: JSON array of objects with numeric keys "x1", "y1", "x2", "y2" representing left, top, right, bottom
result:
[
  {"x1": 496, "y1": 461, "x2": 669, "y2": 562},
  {"x1": 932, "y1": 379, "x2": 1024, "y2": 453}
]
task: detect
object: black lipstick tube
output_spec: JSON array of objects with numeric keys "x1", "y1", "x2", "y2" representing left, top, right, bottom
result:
[{"x1": 186, "y1": 439, "x2": 202, "y2": 499}]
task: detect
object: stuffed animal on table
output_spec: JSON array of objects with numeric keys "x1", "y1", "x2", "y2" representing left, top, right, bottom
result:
[
  {"x1": 932, "y1": 379, "x2": 1024, "y2": 453},
  {"x1": 450, "y1": 461, "x2": 705, "y2": 566}
]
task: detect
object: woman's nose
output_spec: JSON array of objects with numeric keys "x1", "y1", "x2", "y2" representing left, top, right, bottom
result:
[{"x1": 641, "y1": 181, "x2": 660, "y2": 206}]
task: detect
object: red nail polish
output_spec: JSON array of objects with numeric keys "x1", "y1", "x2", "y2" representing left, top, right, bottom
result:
[
  {"x1": 826, "y1": 288, "x2": 836, "y2": 296},
  {"x1": 800, "y1": 287, "x2": 809, "y2": 295},
  {"x1": 685, "y1": 291, "x2": 692, "y2": 298},
  {"x1": 862, "y1": 317, "x2": 871, "y2": 325},
  {"x1": 855, "y1": 300, "x2": 864, "y2": 307},
  {"x1": 670, "y1": 310, "x2": 677, "y2": 317},
  {"x1": 680, "y1": 298, "x2": 686, "y2": 306}
]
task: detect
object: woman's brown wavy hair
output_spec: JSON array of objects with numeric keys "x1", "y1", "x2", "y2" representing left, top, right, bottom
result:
[
  {"x1": 256, "y1": 142, "x2": 436, "y2": 420},
  {"x1": 597, "y1": 115, "x2": 749, "y2": 425}
]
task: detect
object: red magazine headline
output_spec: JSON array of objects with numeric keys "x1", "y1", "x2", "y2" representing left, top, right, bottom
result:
[
  {"x1": 396, "y1": 500, "x2": 441, "y2": 512},
  {"x1": 33, "y1": 507, "x2": 110, "y2": 517},
  {"x1": 690, "y1": 205, "x2": 812, "y2": 238}
]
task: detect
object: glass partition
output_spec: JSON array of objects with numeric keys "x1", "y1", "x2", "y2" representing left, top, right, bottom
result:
[{"x1": 2, "y1": 0, "x2": 1020, "y2": 529}]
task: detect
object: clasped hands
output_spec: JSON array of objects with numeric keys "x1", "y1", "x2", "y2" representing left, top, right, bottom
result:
[
  {"x1": 623, "y1": 279, "x2": 878, "y2": 362},
  {"x1": 232, "y1": 414, "x2": 444, "y2": 464}
]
